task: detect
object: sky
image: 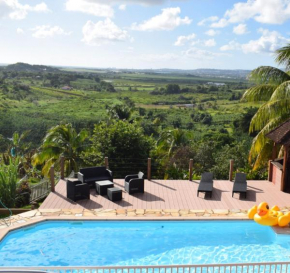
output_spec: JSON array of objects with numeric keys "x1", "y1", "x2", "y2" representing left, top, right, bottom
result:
[{"x1": 0, "y1": 0, "x2": 290, "y2": 70}]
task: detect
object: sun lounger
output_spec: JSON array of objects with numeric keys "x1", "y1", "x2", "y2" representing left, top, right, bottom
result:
[
  {"x1": 197, "y1": 172, "x2": 213, "y2": 198},
  {"x1": 232, "y1": 173, "x2": 247, "y2": 198}
]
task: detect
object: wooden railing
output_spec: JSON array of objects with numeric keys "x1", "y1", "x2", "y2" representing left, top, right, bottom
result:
[
  {"x1": 30, "y1": 178, "x2": 51, "y2": 202},
  {"x1": 1, "y1": 262, "x2": 290, "y2": 273}
]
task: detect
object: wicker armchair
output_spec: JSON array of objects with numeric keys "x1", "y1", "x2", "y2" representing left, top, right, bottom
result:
[{"x1": 124, "y1": 171, "x2": 144, "y2": 194}]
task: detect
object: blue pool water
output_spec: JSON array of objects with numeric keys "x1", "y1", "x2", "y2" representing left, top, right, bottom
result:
[{"x1": 0, "y1": 220, "x2": 290, "y2": 266}]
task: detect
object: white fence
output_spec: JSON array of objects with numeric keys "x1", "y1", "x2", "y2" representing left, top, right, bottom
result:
[
  {"x1": 1, "y1": 262, "x2": 290, "y2": 273},
  {"x1": 30, "y1": 179, "x2": 51, "y2": 202}
]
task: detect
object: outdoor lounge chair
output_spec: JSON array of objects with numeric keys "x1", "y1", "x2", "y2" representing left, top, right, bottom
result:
[
  {"x1": 78, "y1": 166, "x2": 113, "y2": 187},
  {"x1": 197, "y1": 172, "x2": 213, "y2": 198},
  {"x1": 232, "y1": 173, "x2": 247, "y2": 198},
  {"x1": 124, "y1": 171, "x2": 144, "y2": 194}
]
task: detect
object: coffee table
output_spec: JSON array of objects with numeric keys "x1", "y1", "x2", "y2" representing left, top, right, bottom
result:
[
  {"x1": 107, "y1": 187, "x2": 122, "y2": 201},
  {"x1": 95, "y1": 180, "x2": 114, "y2": 195}
]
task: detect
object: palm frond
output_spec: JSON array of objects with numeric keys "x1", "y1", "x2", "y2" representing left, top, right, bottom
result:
[
  {"x1": 275, "y1": 43, "x2": 290, "y2": 69},
  {"x1": 249, "y1": 99, "x2": 290, "y2": 132},
  {"x1": 249, "y1": 116, "x2": 288, "y2": 167},
  {"x1": 76, "y1": 129, "x2": 89, "y2": 145},
  {"x1": 12, "y1": 132, "x2": 19, "y2": 146},
  {"x1": 270, "y1": 81, "x2": 290, "y2": 100},
  {"x1": 248, "y1": 66, "x2": 290, "y2": 85},
  {"x1": 253, "y1": 142, "x2": 273, "y2": 170},
  {"x1": 42, "y1": 157, "x2": 56, "y2": 176},
  {"x1": 242, "y1": 84, "x2": 277, "y2": 102},
  {"x1": 18, "y1": 130, "x2": 31, "y2": 143}
]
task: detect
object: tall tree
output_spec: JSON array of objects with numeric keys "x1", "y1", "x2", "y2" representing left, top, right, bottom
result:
[
  {"x1": 83, "y1": 120, "x2": 153, "y2": 177},
  {"x1": 242, "y1": 43, "x2": 290, "y2": 169},
  {"x1": 33, "y1": 124, "x2": 88, "y2": 176}
]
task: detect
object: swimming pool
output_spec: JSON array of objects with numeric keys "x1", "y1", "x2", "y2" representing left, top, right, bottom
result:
[{"x1": 0, "y1": 220, "x2": 289, "y2": 267}]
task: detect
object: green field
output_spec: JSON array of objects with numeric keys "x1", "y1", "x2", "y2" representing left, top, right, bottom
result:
[
  {"x1": 0, "y1": 68, "x2": 260, "y2": 143},
  {"x1": 0, "y1": 67, "x2": 260, "y2": 155}
]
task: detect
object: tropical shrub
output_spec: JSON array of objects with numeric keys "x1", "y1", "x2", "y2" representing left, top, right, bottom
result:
[{"x1": 0, "y1": 158, "x2": 19, "y2": 208}]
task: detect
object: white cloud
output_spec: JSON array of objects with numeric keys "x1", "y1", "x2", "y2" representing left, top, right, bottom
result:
[
  {"x1": 65, "y1": 0, "x2": 114, "y2": 17},
  {"x1": 209, "y1": 0, "x2": 290, "y2": 29},
  {"x1": 119, "y1": 4, "x2": 126, "y2": 10},
  {"x1": 78, "y1": 0, "x2": 185, "y2": 6},
  {"x1": 132, "y1": 7, "x2": 191, "y2": 31},
  {"x1": 32, "y1": 25, "x2": 71, "y2": 38},
  {"x1": 233, "y1": 24, "x2": 248, "y2": 35},
  {"x1": 0, "y1": 0, "x2": 49, "y2": 20},
  {"x1": 65, "y1": 0, "x2": 186, "y2": 17},
  {"x1": 82, "y1": 19, "x2": 131, "y2": 46},
  {"x1": 211, "y1": 18, "x2": 228, "y2": 28},
  {"x1": 190, "y1": 38, "x2": 217, "y2": 47},
  {"x1": 241, "y1": 28, "x2": 290, "y2": 53},
  {"x1": 205, "y1": 29, "x2": 220, "y2": 36},
  {"x1": 16, "y1": 27, "x2": 24, "y2": 34},
  {"x1": 174, "y1": 33, "x2": 196, "y2": 46},
  {"x1": 220, "y1": 40, "x2": 240, "y2": 51},
  {"x1": 225, "y1": 0, "x2": 290, "y2": 24},
  {"x1": 183, "y1": 47, "x2": 228, "y2": 60},
  {"x1": 220, "y1": 29, "x2": 290, "y2": 54},
  {"x1": 197, "y1": 16, "x2": 218, "y2": 26},
  {"x1": 204, "y1": 38, "x2": 216, "y2": 47}
]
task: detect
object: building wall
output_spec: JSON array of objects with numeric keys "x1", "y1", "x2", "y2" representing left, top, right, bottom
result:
[{"x1": 272, "y1": 163, "x2": 283, "y2": 190}]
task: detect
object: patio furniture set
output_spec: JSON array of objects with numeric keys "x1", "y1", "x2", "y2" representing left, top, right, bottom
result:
[
  {"x1": 66, "y1": 166, "x2": 145, "y2": 202},
  {"x1": 197, "y1": 172, "x2": 248, "y2": 199},
  {"x1": 66, "y1": 167, "x2": 247, "y2": 202}
]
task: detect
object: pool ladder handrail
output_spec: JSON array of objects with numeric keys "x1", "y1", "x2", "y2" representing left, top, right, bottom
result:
[{"x1": 0, "y1": 198, "x2": 12, "y2": 226}]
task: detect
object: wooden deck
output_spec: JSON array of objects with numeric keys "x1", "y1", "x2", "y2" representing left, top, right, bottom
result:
[{"x1": 40, "y1": 179, "x2": 290, "y2": 210}]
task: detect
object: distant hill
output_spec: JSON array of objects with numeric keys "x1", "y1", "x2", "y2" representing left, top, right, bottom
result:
[
  {"x1": 71, "y1": 67, "x2": 251, "y2": 79},
  {"x1": 5, "y1": 62, "x2": 60, "y2": 72},
  {"x1": 135, "y1": 68, "x2": 251, "y2": 79}
]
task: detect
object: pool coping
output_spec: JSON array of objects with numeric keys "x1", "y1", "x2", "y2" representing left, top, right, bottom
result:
[{"x1": 0, "y1": 208, "x2": 290, "y2": 242}]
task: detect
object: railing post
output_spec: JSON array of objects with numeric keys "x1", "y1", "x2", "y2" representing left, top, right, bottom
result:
[
  {"x1": 50, "y1": 165, "x2": 55, "y2": 192},
  {"x1": 60, "y1": 155, "x2": 65, "y2": 180},
  {"x1": 229, "y1": 159, "x2": 234, "y2": 181},
  {"x1": 189, "y1": 159, "x2": 193, "y2": 181},
  {"x1": 281, "y1": 145, "x2": 288, "y2": 192},
  {"x1": 105, "y1": 157, "x2": 109, "y2": 169},
  {"x1": 147, "y1": 158, "x2": 151, "y2": 181},
  {"x1": 268, "y1": 160, "x2": 273, "y2": 182}
]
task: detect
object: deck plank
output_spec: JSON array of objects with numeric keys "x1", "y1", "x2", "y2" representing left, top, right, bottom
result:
[{"x1": 40, "y1": 179, "x2": 290, "y2": 210}]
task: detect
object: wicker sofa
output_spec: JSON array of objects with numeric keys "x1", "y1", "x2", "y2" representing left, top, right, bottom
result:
[{"x1": 78, "y1": 166, "x2": 113, "y2": 187}]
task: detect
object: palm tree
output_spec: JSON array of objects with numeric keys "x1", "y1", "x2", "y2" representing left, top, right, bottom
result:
[
  {"x1": 156, "y1": 129, "x2": 189, "y2": 179},
  {"x1": 156, "y1": 129, "x2": 188, "y2": 157},
  {"x1": 33, "y1": 124, "x2": 88, "y2": 176},
  {"x1": 242, "y1": 43, "x2": 290, "y2": 169}
]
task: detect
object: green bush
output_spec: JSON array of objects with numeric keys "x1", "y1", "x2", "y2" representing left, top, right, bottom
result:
[{"x1": 0, "y1": 158, "x2": 19, "y2": 208}]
